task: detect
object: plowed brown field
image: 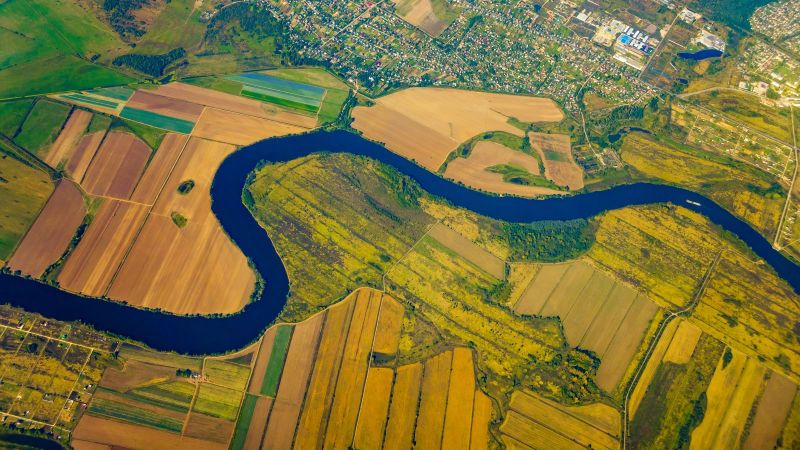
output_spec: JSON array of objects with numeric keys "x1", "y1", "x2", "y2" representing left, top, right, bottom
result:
[
  {"x1": 44, "y1": 109, "x2": 92, "y2": 168},
  {"x1": 192, "y1": 108, "x2": 309, "y2": 146},
  {"x1": 529, "y1": 133, "x2": 583, "y2": 190},
  {"x1": 130, "y1": 133, "x2": 189, "y2": 205},
  {"x1": 82, "y1": 132, "x2": 151, "y2": 199},
  {"x1": 108, "y1": 138, "x2": 255, "y2": 314},
  {"x1": 7, "y1": 180, "x2": 85, "y2": 277},
  {"x1": 127, "y1": 90, "x2": 205, "y2": 122},
  {"x1": 444, "y1": 141, "x2": 563, "y2": 197},
  {"x1": 352, "y1": 88, "x2": 563, "y2": 171},
  {"x1": 58, "y1": 199, "x2": 149, "y2": 296},
  {"x1": 66, "y1": 132, "x2": 105, "y2": 182}
]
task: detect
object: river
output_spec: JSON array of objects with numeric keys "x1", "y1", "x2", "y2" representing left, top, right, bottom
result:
[{"x1": 1, "y1": 129, "x2": 797, "y2": 354}]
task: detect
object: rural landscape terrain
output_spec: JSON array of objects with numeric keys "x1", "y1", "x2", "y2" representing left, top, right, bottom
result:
[{"x1": 0, "y1": 0, "x2": 799, "y2": 448}]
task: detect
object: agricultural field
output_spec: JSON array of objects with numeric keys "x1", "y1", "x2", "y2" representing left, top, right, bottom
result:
[
  {"x1": 108, "y1": 137, "x2": 256, "y2": 315},
  {"x1": 6, "y1": 181, "x2": 86, "y2": 278},
  {"x1": 225, "y1": 288, "x2": 493, "y2": 450},
  {"x1": 265, "y1": 67, "x2": 351, "y2": 124},
  {"x1": 42, "y1": 110, "x2": 93, "y2": 169},
  {"x1": 444, "y1": 140, "x2": 564, "y2": 197},
  {"x1": 184, "y1": 68, "x2": 349, "y2": 125},
  {"x1": 512, "y1": 260, "x2": 660, "y2": 392},
  {"x1": 12, "y1": 100, "x2": 71, "y2": 156},
  {"x1": 0, "y1": 100, "x2": 33, "y2": 137},
  {"x1": 351, "y1": 87, "x2": 564, "y2": 171},
  {"x1": 629, "y1": 319, "x2": 799, "y2": 450},
  {"x1": 73, "y1": 343, "x2": 255, "y2": 449},
  {"x1": 392, "y1": 0, "x2": 459, "y2": 36},
  {"x1": 81, "y1": 132, "x2": 151, "y2": 199},
  {"x1": 0, "y1": 152, "x2": 53, "y2": 262},
  {"x1": 529, "y1": 132, "x2": 585, "y2": 190},
  {"x1": 500, "y1": 390, "x2": 619, "y2": 449},
  {"x1": 0, "y1": 304, "x2": 118, "y2": 447},
  {"x1": 621, "y1": 132, "x2": 786, "y2": 239}
]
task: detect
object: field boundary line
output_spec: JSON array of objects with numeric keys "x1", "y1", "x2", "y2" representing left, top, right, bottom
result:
[
  {"x1": 382, "y1": 221, "x2": 438, "y2": 292},
  {"x1": 349, "y1": 290, "x2": 386, "y2": 449},
  {"x1": 775, "y1": 104, "x2": 799, "y2": 248},
  {"x1": 621, "y1": 250, "x2": 721, "y2": 449},
  {"x1": 53, "y1": 346, "x2": 92, "y2": 430},
  {"x1": 101, "y1": 133, "x2": 192, "y2": 300}
]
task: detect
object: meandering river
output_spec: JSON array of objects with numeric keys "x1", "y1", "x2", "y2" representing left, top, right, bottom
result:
[{"x1": 1, "y1": 130, "x2": 798, "y2": 354}]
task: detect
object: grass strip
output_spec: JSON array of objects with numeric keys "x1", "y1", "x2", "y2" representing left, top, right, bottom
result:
[
  {"x1": 260, "y1": 325, "x2": 292, "y2": 396},
  {"x1": 229, "y1": 394, "x2": 258, "y2": 450},
  {"x1": 62, "y1": 93, "x2": 119, "y2": 109},
  {"x1": 241, "y1": 89, "x2": 319, "y2": 114}
]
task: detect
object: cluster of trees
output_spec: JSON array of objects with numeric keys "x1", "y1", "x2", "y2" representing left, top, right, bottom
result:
[
  {"x1": 112, "y1": 48, "x2": 186, "y2": 77},
  {"x1": 504, "y1": 219, "x2": 596, "y2": 262},
  {"x1": 102, "y1": 0, "x2": 151, "y2": 40},
  {"x1": 206, "y1": 3, "x2": 298, "y2": 64},
  {"x1": 689, "y1": 0, "x2": 772, "y2": 30}
]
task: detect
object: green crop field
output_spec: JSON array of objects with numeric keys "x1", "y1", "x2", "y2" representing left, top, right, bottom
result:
[
  {"x1": 204, "y1": 360, "x2": 250, "y2": 391},
  {"x1": 0, "y1": 152, "x2": 53, "y2": 260},
  {"x1": 89, "y1": 396, "x2": 184, "y2": 433},
  {"x1": 88, "y1": 86, "x2": 134, "y2": 101},
  {"x1": 13, "y1": 100, "x2": 71, "y2": 155},
  {"x1": 265, "y1": 68, "x2": 353, "y2": 124},
  {"x1": 0, "y1": 100, "x2": 33, "y2": 137},
  {"x1": 61, "y1": 93, "x2": 120, "y2": 110},
  {"x1": 87, "y1": 114, "x2": 112, "y2": 134},
  {"x1": 261, "y1": 326, "x2": 292, "y2": 396},
  {"x1": 229, "y1": 394, "x2": 258, "y2": 450},
  {"x1": 240, "y1": 88, "x2": 319, "y2": 114},
  {"x1": 193, "y1": 383, "x2": 242, "y2": 421},
  {"x1": 119, "y1": 107, "x2": 195, "y2": 134}
]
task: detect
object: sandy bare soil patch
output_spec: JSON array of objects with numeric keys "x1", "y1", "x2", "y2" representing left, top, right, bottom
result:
[
  {"x1": 127, "y1": 90, "x2": 205, "y2": 122},
  {"x1": 44, "y1": 109, "x2": 92, "y2": 168},
  {"x1": 58, "y1": 200, "x2": 149, "y2": 297},
  {"x1": 151, "y1": 83, "x2": 316, "y2": 128},
  {"x1": 352, "y1": 88, "x2": 563, "y2": 171},
  {"x1": 529, "y1": 132, "x2": 584, "y2": 190},
  {"x1": 394, "y1": 0, "x2": 449, "y2": 36},
  {"x1": 108, "y1": 138, "x2": 254, "y2": 315},
  {"x1": 82, "y1": 131, "x2": 151, "y2": 199},
  {"x1": 130, "y1": 133, "x2": 189, "y2": 205},
  {"x1": 514, "y1": 260, "x2": 659, "y2": 392},
  {"x1": 66, "y1": 132, "x2": 105, "y2": 182},
  {"x1": 428, "y1": 223, "x2": 505, "y2": 279},
  {"x1": 72, "y1": 415, "x2": 225, "y2": 450},
  {"x1": 445, "y1": 141, "x2": 564, "y2": 197},
  {"x1": 7, "y1": 180, "x2": 85, "y2": 277},
  {"x1": 192, "y1": 108, "x2": 309, "y2": 146}
]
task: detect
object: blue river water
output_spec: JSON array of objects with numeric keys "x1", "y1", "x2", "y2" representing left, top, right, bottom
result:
[
  {"x1": 0, "y1": 129, "x2": 798, "y2": 354},
  {"x1": 677, "y1": 49, "x2": 723, "y2": 60}
]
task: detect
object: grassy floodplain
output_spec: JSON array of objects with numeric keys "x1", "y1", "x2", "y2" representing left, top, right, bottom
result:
[
  {"x1": 0, "y1": 0, "x2": 133, "y2": 98},
  {"x1": 0, "y1": 152, "x2": 53, "y2": 260}
]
